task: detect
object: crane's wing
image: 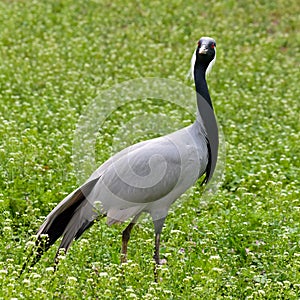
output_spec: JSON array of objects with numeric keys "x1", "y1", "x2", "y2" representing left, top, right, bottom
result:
[{"x1": 96, "y1": 138, "x2": 183, "y2": 204}]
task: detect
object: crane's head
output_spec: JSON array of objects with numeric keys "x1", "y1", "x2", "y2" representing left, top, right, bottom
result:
[{"x1": 189, "y1": 37, "x2": 216, "y2": 78}]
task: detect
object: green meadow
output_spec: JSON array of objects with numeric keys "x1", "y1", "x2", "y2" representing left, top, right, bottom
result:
[{"x1": 0, "y1": 0, "x2": 299, "y2": 298}]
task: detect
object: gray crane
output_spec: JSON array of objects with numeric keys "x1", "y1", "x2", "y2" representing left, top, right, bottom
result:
[{"x1": 26, "y1": 36, "x2": 219, "y2": 273}]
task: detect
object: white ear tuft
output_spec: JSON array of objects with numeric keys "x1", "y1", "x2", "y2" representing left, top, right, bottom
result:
[{"x1": 187, "y1": 48, "x2": 197, "y2": 80}]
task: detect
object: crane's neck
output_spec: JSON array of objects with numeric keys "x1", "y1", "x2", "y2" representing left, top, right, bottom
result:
[{"x1": 194, "y1": 64, "x2": 213, "y2": 111}]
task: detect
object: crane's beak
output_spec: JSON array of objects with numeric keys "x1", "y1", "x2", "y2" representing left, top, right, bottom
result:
[{"x1": 199, "y1": 45, "x2": 208, "y2": 55}]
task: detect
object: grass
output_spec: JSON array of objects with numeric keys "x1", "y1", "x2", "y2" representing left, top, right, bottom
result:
[{"x1": 0, "y1": 0, "x2": 299, "y2": 298}]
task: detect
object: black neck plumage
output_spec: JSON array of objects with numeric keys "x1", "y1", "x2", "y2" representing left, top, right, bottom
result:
[
  {"x1": 194, "y1": 63, "x2": 213, "y2": 110},
  {"x1": 193, "y1": 60, "x2": 218, "y2": 185}
]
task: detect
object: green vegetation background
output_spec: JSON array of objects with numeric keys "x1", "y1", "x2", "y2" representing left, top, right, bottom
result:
[{"x1": 0, "y1": 0, "x2": 299, "y2": 299}]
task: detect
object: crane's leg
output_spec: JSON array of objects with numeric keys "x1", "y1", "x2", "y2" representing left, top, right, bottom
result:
[
  {"x1": 153, "y1": 217, "x2": 166, "y2": 282},
  {"x1": 153, "y1": 232, "x2": 161, "y2": 265},
  {"x1": 121, "y1": 223, "x2": 135, "y2": 263},
  {"x1": 121, "y1": 213, "x2": 141, "y2": 263}
]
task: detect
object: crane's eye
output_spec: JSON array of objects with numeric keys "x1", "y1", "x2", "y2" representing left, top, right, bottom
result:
[
  {"x1": 211, "y1": 43, "x2": 215, "y2": 49},
  {"x1": 198, "y1": 41, "x2": 201, "y2": 47}
]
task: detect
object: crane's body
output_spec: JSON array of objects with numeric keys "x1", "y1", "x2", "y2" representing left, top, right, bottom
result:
[
  {"x1": 24, "y1": 37, "x2": 219, "y2": 277},
  {"x1": 38, "y1": 120, "x2": 208, "y2": 251}
]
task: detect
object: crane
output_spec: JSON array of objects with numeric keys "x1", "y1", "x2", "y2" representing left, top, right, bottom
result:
[{"x1": 24, "y1": 37, "x2": 219, "y2": 278}]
